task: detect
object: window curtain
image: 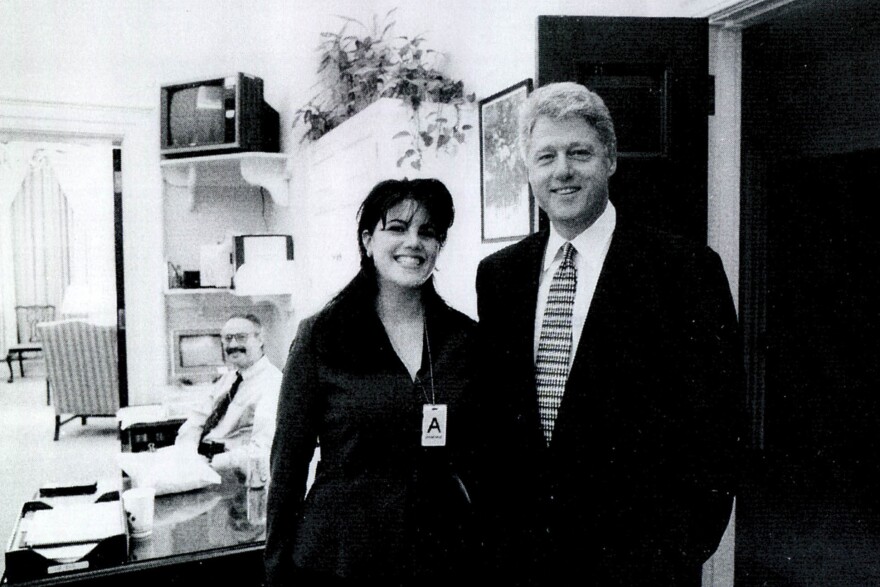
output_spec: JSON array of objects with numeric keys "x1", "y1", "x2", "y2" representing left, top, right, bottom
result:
[
  {"x1": 12, "y1": 151, "x2": 72, "y2": 311},
  {"x1": 0, "y1": 143, "x2": 34, "y2": 357},
  {"x1": 0, "y1": 141, "x2": 114, "y2": 357}
]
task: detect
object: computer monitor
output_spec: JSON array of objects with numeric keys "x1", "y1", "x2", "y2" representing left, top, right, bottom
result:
[{"x1": 170, "y1": 328, "x2": 226, "y2": 384}]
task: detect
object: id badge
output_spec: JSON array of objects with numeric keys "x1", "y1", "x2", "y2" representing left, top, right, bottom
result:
[{"x1": 421, "y1": 404, "x2": 447, "y2": 447}]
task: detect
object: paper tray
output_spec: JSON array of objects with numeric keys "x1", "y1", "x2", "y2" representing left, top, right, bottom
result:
[{"x1": 4, "y1": 489, "x2": 128, "y2": 582}]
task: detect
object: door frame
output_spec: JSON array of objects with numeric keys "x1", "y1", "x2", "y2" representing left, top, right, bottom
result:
[{"x1": 0, "y1": 97, "x2": 156, "y2": 406}]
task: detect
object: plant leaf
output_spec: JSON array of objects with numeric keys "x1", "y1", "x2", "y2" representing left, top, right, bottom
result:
[
  {"x1": 302, "y1": 10, "x2": 473, "y2": 152},
  {"x1": 335, "y1": 15, "x2": 363, "y2": 26},
  {"x1": 462, "y1": 124, "x2": 473, "y2": 131}
]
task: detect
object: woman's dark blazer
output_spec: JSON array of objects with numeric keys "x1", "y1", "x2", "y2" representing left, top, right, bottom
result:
[
  {"x1": 474, "y1": 217, "x2": 745, "y2": 585},
  {"x1": 264, "y1": 281, "x2": 477, "y2": 585}
]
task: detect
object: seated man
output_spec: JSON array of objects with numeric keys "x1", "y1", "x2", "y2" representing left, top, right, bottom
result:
[{"x1": 175, "y1": 314, "x2": 282, "y2": 475}]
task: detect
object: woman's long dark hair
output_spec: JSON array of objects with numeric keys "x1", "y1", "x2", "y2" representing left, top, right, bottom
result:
[{"x1": 330, "y1": 178, "x2": 455, "y2": 309}]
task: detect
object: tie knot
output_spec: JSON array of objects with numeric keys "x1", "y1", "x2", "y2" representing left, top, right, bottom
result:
[
  {"x1": 229, "y1": 371, "x2": 243, "y2": 397},
  {"x1": 561, "y1": 242, "x2": 576, "y2": 266}
]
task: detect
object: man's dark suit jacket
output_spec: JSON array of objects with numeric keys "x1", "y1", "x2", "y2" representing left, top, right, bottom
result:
[{"x1": 474, "y1": 217, "x2": 744, "y2": 586}]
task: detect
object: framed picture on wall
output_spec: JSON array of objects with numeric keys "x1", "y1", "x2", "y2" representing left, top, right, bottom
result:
[{"x1": 479, "y1": 78, "x2": 536, "y2": 243}]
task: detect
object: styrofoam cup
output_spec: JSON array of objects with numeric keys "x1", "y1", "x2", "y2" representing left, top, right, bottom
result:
[{"x1": 122, "y1": 487, "x2": 155, "y2": 538}]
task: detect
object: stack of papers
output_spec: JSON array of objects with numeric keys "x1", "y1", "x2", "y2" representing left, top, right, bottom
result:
[{"x1": 20, "y1": 502, "x2": 124, "y2": 548}]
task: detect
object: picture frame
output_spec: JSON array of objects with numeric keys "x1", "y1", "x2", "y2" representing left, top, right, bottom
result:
[{"x1": 479, "y1": 78, "x2": 536, "y2": 243}]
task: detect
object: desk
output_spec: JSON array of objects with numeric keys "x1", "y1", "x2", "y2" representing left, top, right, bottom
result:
[{"x1": 3, "y1": 471, "x2": 267, "y2": 587}]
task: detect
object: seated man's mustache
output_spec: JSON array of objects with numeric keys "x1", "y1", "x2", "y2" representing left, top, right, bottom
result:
[{"x1": 226, "y1": 347, "x2": 246, "y2": 355}]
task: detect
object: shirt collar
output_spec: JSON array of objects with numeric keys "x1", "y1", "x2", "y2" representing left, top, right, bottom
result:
[
  {"x1": 543, "y1": 201, "x2": 617, "y2": 270},
  {"x1": 238, "y1": 354, "x2": 270, "y2": 381}
]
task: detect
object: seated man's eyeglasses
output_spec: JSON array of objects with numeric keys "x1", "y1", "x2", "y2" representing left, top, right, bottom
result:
[{"x1": 223, "y1": 333, "x2": 255, "y2": 344}]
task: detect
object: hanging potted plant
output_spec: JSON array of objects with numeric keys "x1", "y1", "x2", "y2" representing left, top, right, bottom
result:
[{"x1": 294, "y1": 9, "x2": 475, "y2": 170}]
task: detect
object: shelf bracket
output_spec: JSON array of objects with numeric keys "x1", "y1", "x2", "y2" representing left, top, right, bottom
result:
[
  {"x1": 240, "y1": 156, "x2": 291, "y2": 206},
  {"x1": 161, "y1": 153, "x2": 291, "y2": 210},
  {"x1": 161, "y1": 163, "x2": 198, "y2": 210}
]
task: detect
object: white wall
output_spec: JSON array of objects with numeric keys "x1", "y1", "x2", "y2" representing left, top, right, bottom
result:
[{"x1": 0, "y1": 1, "x2": 713, "y2": 132}]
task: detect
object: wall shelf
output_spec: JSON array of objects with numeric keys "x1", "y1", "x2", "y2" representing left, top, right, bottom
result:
[
  {"x1": 164, "y1": 287, "x2": 293, "y2": 313},
  {"x1": 160, "y1": 144, "x2": 296, "y2": 386},
  {"x1": 164, "y1": 288, "x2": 232, "y2": 295},
  {"x1": 160, "y1": 152, "x2": 291, "y2": 208}
]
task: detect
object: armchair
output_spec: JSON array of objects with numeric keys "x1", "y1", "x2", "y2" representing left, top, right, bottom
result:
[
  {"x1": 37, "y1": 320, "x2": 121, "y2": 441},
  {"x1": 5, "y1": 304, "x2": 55, "y2": 385}
]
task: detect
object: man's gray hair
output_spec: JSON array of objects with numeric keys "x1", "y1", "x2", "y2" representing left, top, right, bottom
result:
[{"x1": 518, "y1": 82, "x2": 617, "y2": 162}]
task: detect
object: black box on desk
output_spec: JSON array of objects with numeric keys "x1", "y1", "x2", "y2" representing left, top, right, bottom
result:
[
  {"x1": 4, "y1": 482, "x2": 128, "y2": 582},
  {"x1": 120, "y1": 418, "x2": 187, "y2": 453}
]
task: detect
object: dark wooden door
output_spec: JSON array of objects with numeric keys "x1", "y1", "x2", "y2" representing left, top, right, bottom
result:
[
  {"x1": 113, "y1": 147, "x2": 128, "y2": 407},
  {"x1": 537, "y1": 16, "x2": 712, "y2": 242}
]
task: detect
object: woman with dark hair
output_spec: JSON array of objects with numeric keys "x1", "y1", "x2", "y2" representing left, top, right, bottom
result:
[{"x1": 264, "y1": 178, "x2": 478, "y2": 586}]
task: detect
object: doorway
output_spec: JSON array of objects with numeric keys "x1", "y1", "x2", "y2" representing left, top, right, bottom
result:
[
  {"x1": 0, "y1": 139, "x2": 126, "y2": 402},
  {"x1": 737, "y1": 1, "x2": 880, "y2": 584}
]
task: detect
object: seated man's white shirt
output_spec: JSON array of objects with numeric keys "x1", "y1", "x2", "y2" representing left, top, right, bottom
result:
[{"x1": 175, "y1": 354, "x2": 282, "y2": 472}]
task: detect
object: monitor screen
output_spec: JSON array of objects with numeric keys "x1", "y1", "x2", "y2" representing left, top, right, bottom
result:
[
  {"x1": 167, "y1": 83, "x2": 227, "y2": 148},
  {"x1": 177, "y1": 332, "x2": 225, "y2": 369}
]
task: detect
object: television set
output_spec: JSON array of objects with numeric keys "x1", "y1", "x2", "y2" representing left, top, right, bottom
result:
[
  {"x1": 160, "y1": 73, "x2": 280, "y2": 158},
  {"x1": 170, "y1": 328, "x2": 226, "y2": 384}
]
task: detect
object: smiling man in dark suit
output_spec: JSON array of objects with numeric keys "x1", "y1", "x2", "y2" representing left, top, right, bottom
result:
[{"x1": 474, "y1": 82, "x2": 744, "y2": 586}]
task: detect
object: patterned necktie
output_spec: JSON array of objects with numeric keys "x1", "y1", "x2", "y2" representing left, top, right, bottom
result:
[
  {"x1": 200, "y1": 371, "x2": 243, "y2": 441},
  {"x1": 535, "y1": 242, "x2": 577, "y2": 445}
]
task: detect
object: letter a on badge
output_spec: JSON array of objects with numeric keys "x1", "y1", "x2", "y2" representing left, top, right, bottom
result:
[{"x1": 421, "y1": 404, "x2": 447, "y2": 447}]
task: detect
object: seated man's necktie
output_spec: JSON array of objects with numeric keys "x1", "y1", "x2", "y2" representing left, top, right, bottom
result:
[{"x1": 200, "y1": 371, "x2": 243, "y2": 441}]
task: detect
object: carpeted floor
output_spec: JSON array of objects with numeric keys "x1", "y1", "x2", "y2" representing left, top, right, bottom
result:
[{"x1": 0, "y1": 362, "x2": 120, "y2": 578}]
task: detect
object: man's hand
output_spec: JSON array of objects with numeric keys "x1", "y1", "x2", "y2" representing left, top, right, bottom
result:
[{"x1": 210, "y1": 451, "x2": 233, "y2": 470}]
